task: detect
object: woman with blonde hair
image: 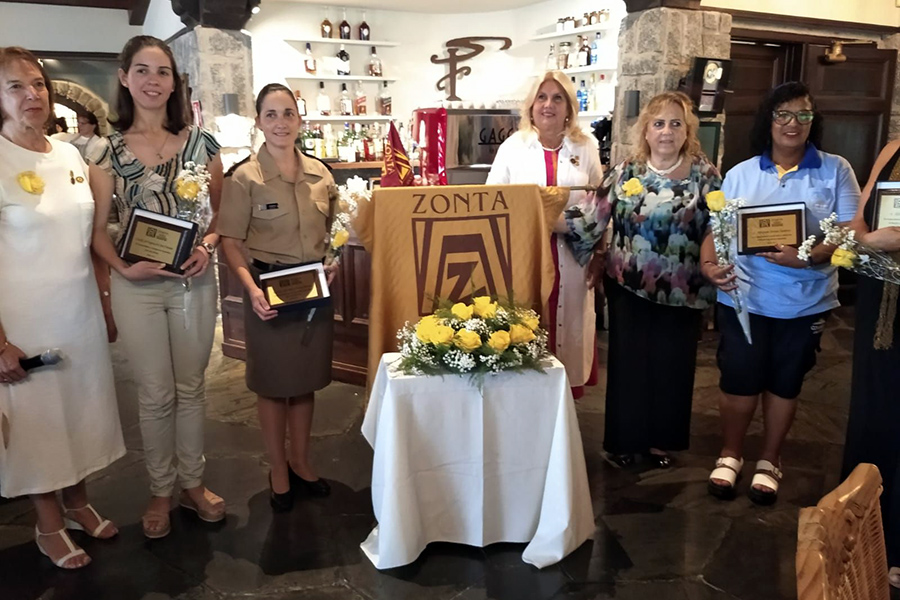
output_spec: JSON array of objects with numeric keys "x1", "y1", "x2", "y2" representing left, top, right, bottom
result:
[
  {"x1": 487, "y1": 71, "x2": 603, "y2": 399},
  {"x1": 567, "y1": 91, "x2": 722, "y2": 468}
]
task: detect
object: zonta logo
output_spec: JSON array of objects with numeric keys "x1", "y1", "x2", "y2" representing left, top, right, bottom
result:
[
  {"x1": 431, "y1": 37, "x2": 512, "y2": 101},
  {"x1": 411, "y1": 193, "x2": 513, "y2": 314}
]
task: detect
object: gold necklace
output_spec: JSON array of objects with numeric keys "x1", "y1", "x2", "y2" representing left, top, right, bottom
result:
[{"x1": 141, "y1": 130, "x2": 170, "y2": 161}]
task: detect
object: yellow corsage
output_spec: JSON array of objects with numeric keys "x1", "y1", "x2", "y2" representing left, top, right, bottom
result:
[
  {"x1": 175, "y1": 178, "x2": 201, "y2": 200},
  {"x1": 706, "y1": 190, "x2": 726, "y2": 212},
  {"x1": 17, "y1": 171, "x2": 44, "y2": 195},
  {"x1": 622, "y1": 177, "x2": 643, "y2": 197},
  {"x1": 831, "y1": 247, "x2": 856, "y2": 269},
  {"x1": 332, "y1": 228, "x2": 350, "y2": 249}
]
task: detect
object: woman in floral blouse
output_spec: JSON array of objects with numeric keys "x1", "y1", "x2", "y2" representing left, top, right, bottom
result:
[{"x1": 567, "y1": 91, "x2": 721, "y2": 468}]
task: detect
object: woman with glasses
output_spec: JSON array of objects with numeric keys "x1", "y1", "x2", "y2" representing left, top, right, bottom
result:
[{"x1": 701, "y1": 82, "x2": 860, "y2": 504}]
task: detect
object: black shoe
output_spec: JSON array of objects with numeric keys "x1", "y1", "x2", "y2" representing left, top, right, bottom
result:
[
  {"x1": 269, "y1": 472, "x2": 294, "y2": 512},
  {"x1": 604, "y1": 453, "x2": 635, "y2": 468},
  {"x1": 289, "y1": 466, "x2": 331, "y2": 498},
  {"x1": 644, "y1": 453, "x2": 673, "y2": 469}
]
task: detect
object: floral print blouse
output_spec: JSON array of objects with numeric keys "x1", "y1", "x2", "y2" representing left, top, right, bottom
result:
[{"x1": 565, "y1": 155, "x2": 722, "y2": 309}]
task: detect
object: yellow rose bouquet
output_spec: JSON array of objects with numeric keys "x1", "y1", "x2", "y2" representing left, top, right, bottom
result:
[
  {"x1": 328, "y1": 175, "x2": 371, "y2": 262},
  {"x1": 395, "y1": 296, "x2": 549, "y2": 377},
  {"x1": 799, "y1": 213, "x2": 900, "y2": 284},
  {"x1": 174, "y1": 161, "x2": 213, "y2": 230}
]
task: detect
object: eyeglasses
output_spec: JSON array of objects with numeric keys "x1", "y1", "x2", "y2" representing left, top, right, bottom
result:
[{"x1": 772, "y1": 110, "x2": 814, "y2": 125}]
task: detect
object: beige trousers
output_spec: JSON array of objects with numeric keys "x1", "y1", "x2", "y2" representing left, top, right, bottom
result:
[{"x1": 111, "y1": 268, "x2": 217, "y2": 497}]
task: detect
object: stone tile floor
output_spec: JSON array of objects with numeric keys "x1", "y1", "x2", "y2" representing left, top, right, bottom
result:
[{"x1": 0, "y1": 305, "x2": 895, "y2": 600}]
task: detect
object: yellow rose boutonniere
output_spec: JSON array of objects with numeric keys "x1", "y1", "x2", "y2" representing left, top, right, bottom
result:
[
  {"x1": 17, "y1": 171, "x2": 44, "y2": 195},
  {"x1": 472, "y1": 296, "x2": 497, "y2": 318},
  {"x1": 831, "y1": 247, "x2": 856, "y2": 269},
  {"x1": 175, "y1": 179, "x2": 201, "y2": 200},
  {"x1": 509, "y1": 323, "x2": 536, "y2": 344},
  {"x1": 706, "y1": 190, "x2": 726, "y2": 212},
  {"x1": 451, "y1": 302, "x2": 474, "y2": 321},
  {"x1": 453, "y1": 329, "x2": 482, "y2": 352},
  {"x1": 622, "y1": 177, "x2": 643, "y2": 197},
  {"x1": 487, "y1": 330, "x2": 510, "y2": 353},
  {"x1": 332, "y1": 228, "x2": 350, "y2": 249}
]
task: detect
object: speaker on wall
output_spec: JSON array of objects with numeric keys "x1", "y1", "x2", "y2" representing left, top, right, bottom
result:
[{"x1": 624, "y1": 90, "x2": 641, "y2": 118}]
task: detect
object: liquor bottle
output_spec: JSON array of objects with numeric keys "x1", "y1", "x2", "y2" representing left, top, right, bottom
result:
[
  {"x1": 337, "y1": 45, "x2": 351, "y2": 76},
  {"x1": 339, "y1": 83, "x2": 353, "y2": 116},
  {"x1": 312, "y1": 124, "x2": 324, "y2": 158},
  {"x1": 294, "y1": 90, "x2": 307, "y2": 117},
  {"x1": 338, "y1": 123, "x2": 352, "y2": 162},
  {"x1": 339, "y1": 8, "x2": 351, "y2": 40},
  {"x1": 354, "y1": 81, "x2": 367, "y2": 115},
  {"x1": 590, "y1": 33, "x2": 600, "y2": 67},
  {"x1": 586, "y1": 75, "x2": 596, "y2": 113},
  {"x1": 316, "y1": 81, "x2": 331, "y2": 116},
  {"x1": 575, "y1": 36, "x2": 588, "y2": 68},
  {"x1": 377, "y1": 82, "x2": 391, "y2": 116},
  {"x1": 580, "y1": 35, "x2": 592, "y2": 67},
  {"x1": 367, "y1": 47, "x2": 383, "y2": 77},
  {"x1": 358, "y1": 11, "x2": 370, "y2": 41},
  {"x1": 320, "y1": 11, "x2": 333, "y2": 38},
  {"x1": 578, "y1": 80, "x2": 588, "y2": 112},
  {"x1": 301, "y1": 123, "x2": 315, "y2": 154},
  {"x1": 303, "y1": 43, "x2": 317, "y2": 75},
  {"x1": 556, "y1": 42, "x2": 570, "y2": 70},
  {"x1": 546, "y1": 43, "x2": 556, "y2": 71}
]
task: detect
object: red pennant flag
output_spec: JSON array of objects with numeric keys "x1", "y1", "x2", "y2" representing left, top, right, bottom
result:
[{"x1": 381, "y1": 122, "x2": 415, "y2": 187}]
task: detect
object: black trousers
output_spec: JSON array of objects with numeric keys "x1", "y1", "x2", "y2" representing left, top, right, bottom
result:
[{"x1": 603, "y1": 279, "x2": 702, "y2": 455}]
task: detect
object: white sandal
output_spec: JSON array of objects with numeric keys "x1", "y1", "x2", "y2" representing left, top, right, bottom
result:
[
  {"x1": 35, "y1": 525, "x2": 90, "y2": 569},
  {"x1": 63, "y1": 503, "x2": 116, "y2": 538},
  {"x1": 708, "y1": 456, "x2": 743, "y2": 500},
  {"x1": 749, "y1": 459, "x2": 783, "y2": 506}
]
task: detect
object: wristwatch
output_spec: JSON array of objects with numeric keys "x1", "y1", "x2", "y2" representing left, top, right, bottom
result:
[{"x1": 199, "y1": 241, "x2": 216, "y2": 256}]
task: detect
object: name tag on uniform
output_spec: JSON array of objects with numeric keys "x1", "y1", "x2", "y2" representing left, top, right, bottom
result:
[{"x1": 256, "y1": 202, "x2": 279, "y2": 211}]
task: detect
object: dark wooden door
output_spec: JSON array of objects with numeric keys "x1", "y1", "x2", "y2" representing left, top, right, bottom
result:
[
  {"x1": 722, "y1": 41, "x2": 795, "y2": 174},
  {"x1": 803, "y1": 44, "x2": 897, "y2": 184}
]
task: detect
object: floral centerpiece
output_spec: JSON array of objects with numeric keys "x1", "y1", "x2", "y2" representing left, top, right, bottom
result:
[
  {"x1": 798, "y1": 213, "x2": 900, "y2": 284},
  {"x1": 174, "y1": 161, "x2": 213, "y2": 231},
  {"x1": 394, "y1": 297, "x2": 550, "y2": 377},
  {"x1": 707, "y1": 190, "x2": 752, "y2": 344},
  {"x1": 328, "y1": 175, "x2": 371, "y2": 261}
]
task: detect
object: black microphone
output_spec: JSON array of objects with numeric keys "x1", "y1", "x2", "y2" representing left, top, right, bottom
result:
[{"x1": 19, "y1": 349, "x2": 63, "y2": 371}]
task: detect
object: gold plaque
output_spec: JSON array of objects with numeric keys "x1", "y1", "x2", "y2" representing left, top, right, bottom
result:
[
  {"x1": 873, "y1": 182, "x2": 900, "y2": 230},
  {"x1": 120, "y1": 208, "x2": 198, "y2": 273},
  {"x1": 259, "y1": 263, "x2": 331, "y2": 311},
  {"x1": 737, "y1": 203, "x2": 806, "y2": 255}
]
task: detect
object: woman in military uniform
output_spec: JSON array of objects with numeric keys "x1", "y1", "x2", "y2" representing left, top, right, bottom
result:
[{"x1": 219, "y1": 83, "x2": 336, "y2": 512}]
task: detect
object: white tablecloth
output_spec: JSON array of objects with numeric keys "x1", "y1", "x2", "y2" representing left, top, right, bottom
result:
[{"x1": 360, "y1": 353, "x2": 594, "y2": 569}]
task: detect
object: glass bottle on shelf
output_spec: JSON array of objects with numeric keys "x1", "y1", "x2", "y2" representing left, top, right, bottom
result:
[
  {"x1": 580, "y1": 35, "x2": 592, "y2": 66},
  {"x1": 339, "y1": 83, "x2": 353, "y2": 116},
  {"x1": 354, "y1": 81, "x2": 367, "y2": 115},
  {"x1": 575, "y1": 36, "x2": 588, "y2": 67},
  {"x1": 304, "y1": 43, "x2": 317, "y2": 75},
  {"x1": 556, "y1": 42, "x2": 570, "y2": 70},
  {"x1": 339, "y1": 8, "x2": 351, "y2": 40},
  {"x1": 590, "y1": 11, "x2": 599, "y2": 25},
  {"x1": 337, "y1": 44, "x2": 351, "y2": 75},
  {"x1": 312, "y1": 124, "x2": 324, "y2": 158},
  {"x1": 587, "y1": 75, "x2": 596, "y2": 113},
  {"x1": 338, "y1": 123, "x2": 352, "y2": 162},
  {"x1": 377, "y1": 82, "x2": 391, "y2": 116},
  {"x1": 359, "y1": 11, "x2": 370, "y2": 41},
  {"x1": 300, "y1": 123, "x2": 314, "y2": 154},
  {"x1": 294, "y1": 90, "x2": 307, "y2": 117},
  {"x1": 582, "y1": 12, "x2": 590, "y2": 27},
  {"x1": 320, "y1": 10, "x2": 333, "y2": 38},
  {"x1": 316, "y1": 81, "x2": 331, "y2": 116},
  {"x1": 590, "y1": 33, "x2": 600, "y2": 66},
  {"x1": 600, "y1": 9, "x2": 610, "y2": 23},
  {"x1": 367, "y1": 47, "x2": 383, "y2": 77},
  {"x1": 546, "y1": 43, "x2": 556, "y2": 71},
  {"x1": 556, "y1": 18, "x2": 564, "y2": 33}
]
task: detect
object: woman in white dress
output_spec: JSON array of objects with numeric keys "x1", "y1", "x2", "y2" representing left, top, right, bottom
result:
[
  {"x1": 487, "y1": 70, "x2": 603, "y2": 398},
  {"x1": 0, "y1": 47, "x2": 125, "y2": 569}
]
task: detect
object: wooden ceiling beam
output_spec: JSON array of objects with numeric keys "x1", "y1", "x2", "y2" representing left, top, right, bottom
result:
[
  {"x1": 1, "y1": 0, "x2": 134, "y2": 9},
  {"x1": 128, "y1": 0, "x2": 150, "y2": 26}
]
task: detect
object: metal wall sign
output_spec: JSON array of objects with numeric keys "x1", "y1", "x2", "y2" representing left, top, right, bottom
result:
[{"x1": 430, "y1": 37, "x2": 512, "y2": 102}]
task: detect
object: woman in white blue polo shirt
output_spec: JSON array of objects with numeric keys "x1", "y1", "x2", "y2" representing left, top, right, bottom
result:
[{"x1": 700, "y1": 82, "x2": 860, "y2": 505}]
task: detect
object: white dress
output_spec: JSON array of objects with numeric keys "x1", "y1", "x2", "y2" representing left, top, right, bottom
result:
[
  {"x1": 0, "y1": 135, "x2": 125, "y2": 497},
  {"x1": 487, "y1": 130, "x2": 603, "y2": 386}
]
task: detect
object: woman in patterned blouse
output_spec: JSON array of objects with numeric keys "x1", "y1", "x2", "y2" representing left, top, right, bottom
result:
[
  {"x1": 90, "y1": 36, "x2": 225, "y2": 539},
  {"x1": 566, "y1": 91, "x2": 722, "y2": 469}
]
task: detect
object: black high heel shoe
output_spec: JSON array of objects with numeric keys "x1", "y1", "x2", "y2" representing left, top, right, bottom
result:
[
  {"x1": 269, "y1": 472, "x2": 294, "y2": 512},
  {"x1": 288, "y1": 466, "x2": 331, "y2": 497},
  {"x1": 644, "y1": 452, "x2": 673, "y2": 469}
]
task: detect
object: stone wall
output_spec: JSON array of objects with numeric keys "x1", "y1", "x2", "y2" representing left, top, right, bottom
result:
[
  {"x1": 52, "y1": 80, "x2": 112, "y2": 136},
  {"x1": 612, "y1": 7, "x2": 732, "y2": 165},
  {"x1": 170, "y1": 27, "x2": 254, "y2": 130}
]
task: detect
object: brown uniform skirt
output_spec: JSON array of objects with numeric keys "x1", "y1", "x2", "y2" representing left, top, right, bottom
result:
[{"x1": 244, "y1": 263, "x2": 334, "y2": 398}]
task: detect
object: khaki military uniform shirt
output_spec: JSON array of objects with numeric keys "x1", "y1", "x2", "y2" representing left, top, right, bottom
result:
[{"x1": 218, "y1": 144, "x2": 335, "y2": 265}]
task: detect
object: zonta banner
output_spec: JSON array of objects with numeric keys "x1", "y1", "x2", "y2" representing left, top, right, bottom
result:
[{"x1": 355, "y1": 184, "x2": 567, "y2": 385}]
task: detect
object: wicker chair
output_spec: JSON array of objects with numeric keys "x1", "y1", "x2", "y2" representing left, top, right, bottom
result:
[{"x1": 797, "y1": 463, "x2": 889, "y2": 600}]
